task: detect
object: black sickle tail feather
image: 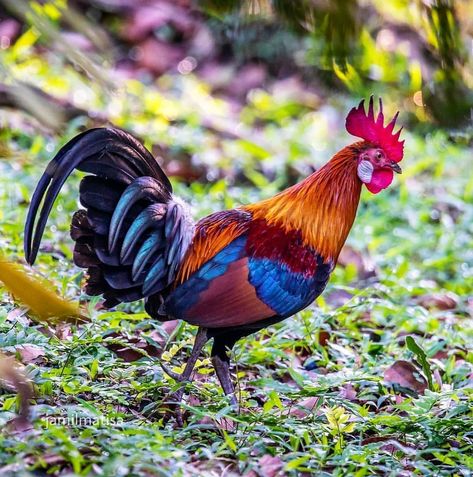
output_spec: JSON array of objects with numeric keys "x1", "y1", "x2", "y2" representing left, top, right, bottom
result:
[{"x1": 24, "y1": 127, "x2": 194, "y2": 309}]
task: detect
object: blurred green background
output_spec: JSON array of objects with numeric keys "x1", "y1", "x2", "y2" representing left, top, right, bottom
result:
[{"x1": 1, "y1": 0, "x2": 472, "y2": 133}]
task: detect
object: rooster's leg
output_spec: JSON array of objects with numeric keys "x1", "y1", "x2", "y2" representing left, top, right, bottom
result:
[
  {"x1": 212, "y1": 354, "x2": 238, "y2": 408},
  {"x1": 164, "y1": 327, "x2": 208, "y2": 424}
]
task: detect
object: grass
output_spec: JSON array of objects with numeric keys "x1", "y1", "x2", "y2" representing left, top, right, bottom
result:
[{"x1": 0, "y1": 49, "x2": 473, "y2": 476}]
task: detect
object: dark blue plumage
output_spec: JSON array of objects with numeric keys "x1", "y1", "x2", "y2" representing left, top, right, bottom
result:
[
  {"x1": 24, "y1": 128, "x2": 195, "y2": 307},
  {"x1": 248, "y1": 255, "x2": 332, "y2": 317}
]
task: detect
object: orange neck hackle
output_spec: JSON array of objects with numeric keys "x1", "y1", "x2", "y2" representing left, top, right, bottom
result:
[{"x1": 244, "y1": 142, "x2": 365, "y2": 262}]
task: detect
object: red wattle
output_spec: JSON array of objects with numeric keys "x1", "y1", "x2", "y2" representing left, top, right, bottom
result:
[{"x1": 365, "y1": 168, "x2": 394, "y2": 194}]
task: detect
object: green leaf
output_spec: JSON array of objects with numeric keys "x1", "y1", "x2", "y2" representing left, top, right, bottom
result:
[
  {"x1": 406, "y1": 336, "x2": 434, "y2": 391},
  {"x1": 286, "y1": 455, "x2": 310, "y2": 471},
  {"x1": 222, "y1": 430, "x2": 237, "y2": 453}
]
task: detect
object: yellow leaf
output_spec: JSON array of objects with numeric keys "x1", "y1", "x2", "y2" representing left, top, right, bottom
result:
[
  {"x1": 161, "y1": 344, "x2": 179, "y2": 362},
  {"x1": 324, "y1": 406, "x2": 355, "y2": 434},
  {"x1": 342, "y1": 422, "x2": 356, "y2": 433},
  {"x1": 43, "y1": 3, "x2": 62, "y2": 20},
  {"x1": 0, "y1": 258, "x2": 83, "y2": 323},
  {"x1": 11, "y1": 28, "x2": 39, "y2": 57}
]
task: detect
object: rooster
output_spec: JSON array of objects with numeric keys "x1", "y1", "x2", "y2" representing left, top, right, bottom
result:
[{"x1": 24, "y1": 97, "x2": 404, "y2": 419}]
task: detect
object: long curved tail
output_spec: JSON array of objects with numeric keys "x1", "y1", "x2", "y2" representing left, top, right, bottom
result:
[{"x1": 24, "y1": 127, "x2": 194, "y2": 308}]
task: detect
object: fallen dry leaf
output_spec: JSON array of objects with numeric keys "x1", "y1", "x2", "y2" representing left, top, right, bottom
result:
[
  {"x1": 16, "y1": 344, "x2": 45, "y2": 364},
  {"x1": 338, "y1": 245, "x2": 377, "y2": 280},
  {"x1": 122, "y1": 2, "x2": 195, "y2": 43},
  {"x1": 105, "y1": 321, "x2": 178, "y2": 362},
  {"x1": 59, "y1": 32, "x2": 95, "y2": 52},
  {"x1": 150, "y1": 320, "x2": 180, "y2": 349},
  {"x1": 6, "y1": 307, "x2": 29, "y2": 326},
  {"x1": 318, "y1": 330, "x2": 331, "y2": 347},
  {"x1": 225, "y1": 63, "x2": 267, "y2": 99},
  {"x1": 137, "y1": 38, "x2": 184, "y2": 75},
  {"x1": 0, "y1": 18, "x2": 21, "y2": 46},
  {"x1": 433, "y1": 369, "x2": 443, "y2": 388},
  {"x1": 416, "y1": 293, "x2": 458, "y2": 311},
  {"x1": 290, "y1": 396, "x2": 319, "y2": 418},
  {"x1": 384, "y1": 360, "x2": 428, "y2": 395},
  {"x1": 339, "y1": 383, "x2": 357, "y2": 401},
  {"x1": 432, "y1": 201, "x2": 463, "y2": 223},
  {"x1": 362, "y1": 435, "x2": 417, "y2": 454},
  {"x1": 197, "y1": 405, "x2": 236, "y2": 431},
  {"x1": 24, "y1": 453, "x2": 66, "y2": 467},
  {"x1": 0, "y1": 352, "x2": 33, "y2": 421},
  {"x1": 161, "y1": 320, "x2": 179, "y2": 336},
  {"x1": 325, "y1": 289, "x2": 353, "y2": 308},
  {"x1": 257, "y1": 454, "x2": 284, "y2": 477},
  {"x1": 106, "y1": 333, "x2": 162, "y2": 362},
  {"x1": 55, "y1": 323, "x2": 73, "y2": 341}
]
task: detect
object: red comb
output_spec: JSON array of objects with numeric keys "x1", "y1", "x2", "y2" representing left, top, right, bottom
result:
[{"x1": 345, "y1": 96, "x2": 404, "y2": 163}]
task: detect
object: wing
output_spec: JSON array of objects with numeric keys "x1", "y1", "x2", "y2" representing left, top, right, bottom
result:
[
  {"x1": 165, "y1": 214, "x2": 334, "y2": 328},
  {"x1": 247, "y1": 255, "x2": 331, "y2": 317},
  {"x1": 165, "y1": 234, "x2": 275, "y2": 327},
  {"x1": 174, "y1": 209, "x2": 252, "y2": 284},
  {"x1": 24, "y1": 127, "x2": 195, "y2": 308},
  {"x1": 246, "y1": 218, "x2": 334, "y2": 317}
]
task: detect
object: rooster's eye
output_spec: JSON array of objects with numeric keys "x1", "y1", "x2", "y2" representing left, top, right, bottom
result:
[{"x1": 376, "y1": 151, "x2": 383, "y2": 160}]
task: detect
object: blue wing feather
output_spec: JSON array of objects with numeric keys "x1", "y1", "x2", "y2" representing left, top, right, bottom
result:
[
  {"x1": 248, "y1": 257, "x2": 331, "y2": 317},
  {"x1": 166, "y1": 217, "x2": 334, "y2": 326},
  {"x1": 165, "y1": 235, "x2": 248, "y2": 317}
]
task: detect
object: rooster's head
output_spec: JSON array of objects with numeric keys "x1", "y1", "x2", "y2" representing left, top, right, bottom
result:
[{"x1": 346, "y1": 97, "x2": 404, "y2": 194}]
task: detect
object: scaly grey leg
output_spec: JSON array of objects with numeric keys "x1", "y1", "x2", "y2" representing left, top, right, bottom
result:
[
  {"x1": 164, "y1": 327, "x2": 208, "y2": 425},
  {"x1": 211, "y1": 354, "x2": 238, "y2": 408}
]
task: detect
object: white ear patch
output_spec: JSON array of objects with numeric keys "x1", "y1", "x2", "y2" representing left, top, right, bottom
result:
[{"x1": 357, "y1": 160, "x2": 374, "y2": 183}]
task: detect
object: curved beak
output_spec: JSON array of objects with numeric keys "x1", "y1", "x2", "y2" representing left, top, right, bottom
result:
[{"x1": 389, "y1": 161, "x2": 402, "y2": 174}]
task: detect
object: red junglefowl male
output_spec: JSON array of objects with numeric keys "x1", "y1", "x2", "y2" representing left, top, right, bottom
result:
[{"x1": 24, "y1": 97, "x2": 404, "y2": 418}]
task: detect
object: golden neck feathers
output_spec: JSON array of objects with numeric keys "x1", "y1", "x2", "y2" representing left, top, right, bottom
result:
[{"x1": 244, "y1": 143, "x2": 364, "y2": 261}]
